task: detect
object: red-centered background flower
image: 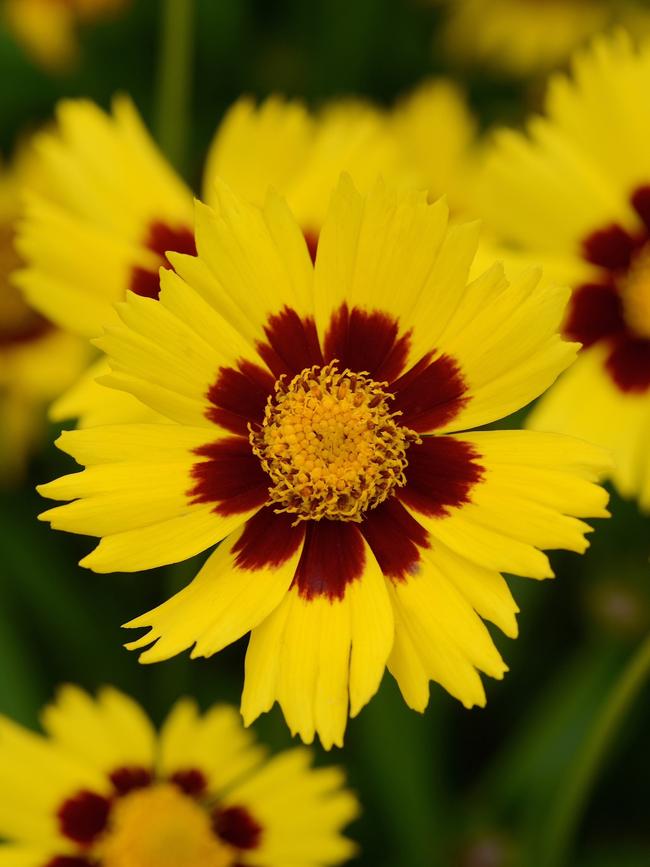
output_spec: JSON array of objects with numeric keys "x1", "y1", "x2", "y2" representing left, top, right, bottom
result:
[
  {"x1": 38, "y1": 178, "x2": 609, "y2": 747},
  {"x1": 0, "y1": 686, "x2": 358, "y2": 866},
  {"x1": 478, "y1": 32, "x2": 650, "y2": 508},
  {"x1": 566, "y1": 186, "x2": 650, "y2": 393}
]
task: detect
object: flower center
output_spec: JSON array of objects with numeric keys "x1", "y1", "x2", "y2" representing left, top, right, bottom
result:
[
  {"x1": 623, "y1": 243, "x2": 650, "y2": 339},
  {"x1": 250, "y1": 361, "x2": 420, "y2": 523},
  {"x1": 101, "y1": 785, "x2": 233, "y2": 867}
]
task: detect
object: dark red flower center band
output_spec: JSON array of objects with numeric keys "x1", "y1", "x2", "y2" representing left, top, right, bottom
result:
[
  {"x1": 130, "y1": 220, "x2": 197, "y2": 301},
  {"x1": 568, "y1": 184, "x2": 650, "y2": 393},
  {"x1": 188, "y1": 300, "x2": 484, "y2": 602},
  {"x1": 0, "y1": 310, "x2": 52, "y2": 348},
  {"x1": 49, "y1": 765, "x2": 262, "y2": 866}
]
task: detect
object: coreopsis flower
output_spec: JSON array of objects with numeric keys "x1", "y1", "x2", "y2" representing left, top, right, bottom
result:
[
  {"x1": 434, "y1": 0, "x2": 650, "y2": 77},
  {"x1": 2, "y1": 0, "x2": 128, "y2": 71},
  {"x1": 0, "y1": 147, "x2": 88, "y2": 482},
  {"x1": 14, "y1": 94, "x2": 407, "y2": 427},
  {"x1": 479, "y1": 32, "x2": 650, "y2": 508},
  {"x1": 0, "y1": 686, "x2": 358, "y2": 867},
  {"x1": 39, "y1": 179, "x2": 610, "y2": 747}
]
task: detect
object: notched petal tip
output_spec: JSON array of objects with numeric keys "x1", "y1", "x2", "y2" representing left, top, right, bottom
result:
[
  {"x1": 122, "y1": 630, "x2": 158, "y2": 660},
  {"x1": 317, "y1": 732, "x2": 342, "y2": 752},
  {"x1": 36, "y1": 504, "x2": 56, "y2": 521},
  {"x1": 78, "y1": 548, "x2": 116, "y2": 573},
  {"x1": 290, "y1": 724, "x2": 316, "y2": 747},
  {"x1": 51, "y1": 429, "x2": 83, "y2": 458},
  {"x1": 504, "y1": 617, "x2": 520, "y2": 641}
]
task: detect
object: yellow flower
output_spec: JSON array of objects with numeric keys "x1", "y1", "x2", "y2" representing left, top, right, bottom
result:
[
  {"x1": 0, "y1": 685, "x2": 358, "y2": 866},
  {"x1": 2, "y1": 0, "x2": 129, "y2": 71},
  {"x1": 435, "y1": 0, "x2": 650, "y2": 77},
  {"x1": 14, "y1": 95, "x2": 404, "y2": 427},
  {"x1": 0, "y1": 145, "x2": 88, "y2": 483},
  {"x1": 39, "y1": 179, "x2": 610, "y2": 747},
  {"x1": 479, "y1": 31, "x2": 650, "y2": 508}
]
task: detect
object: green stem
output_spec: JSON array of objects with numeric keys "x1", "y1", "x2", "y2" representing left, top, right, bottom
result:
[
  {"x1": 155, "y1": 0, "x2": 195, "y2": 173},
  {"x1": 539, "y1": 634, "x2": 650, "y2": 867}
]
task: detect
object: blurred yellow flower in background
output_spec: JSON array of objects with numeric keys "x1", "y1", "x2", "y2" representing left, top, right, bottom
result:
[
  {"x1": 390, "y1": 78, "x2": 478, "y2": 214},
  {"x1": 479, "y1": 32, "x2": 650, "y2": 508},
  {"x1": 0, "y1": 144, "x2": 88, "y2": 484},
  {"x1": 16, "y1": 96, "x2": 196, "y2": 427},
  {"x1": 206, "y1": 96, "x2": 409, "y2": 250},
  {"x1": 435, "y1": 0, "x2": 650, "y2": 77},
  {"x1": 0, "y1": 685, "x2": 358, "y2": 866},
  {"x1": 15, "y1": 83, "x2": 479, "y2": 428},
  {"x1": 2, "y1": 0, "x2": 128, "y2": 71}
]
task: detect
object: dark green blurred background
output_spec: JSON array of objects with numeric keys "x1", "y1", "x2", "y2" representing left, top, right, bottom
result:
[{"x1": 1, "y1": 2, "x2": 650, "y2": 866}]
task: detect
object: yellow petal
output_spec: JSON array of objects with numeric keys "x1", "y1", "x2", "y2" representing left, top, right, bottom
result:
[
  {"x1": 158, "y1": 700, "x2": 264, "y2": 795},
  {"x1": 123, "y1": 517, "x2": 301, "y2": 661},
  {"x1": 41, "y1": 685, "x2": 156, "y2": 774},
  {"x1": 243, "y1": 538, "x2": 393, "y2": 749}
]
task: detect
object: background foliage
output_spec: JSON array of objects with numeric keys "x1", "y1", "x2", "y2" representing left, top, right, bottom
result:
[{"x1": 1, "y1": 2, "x2": 649, "y2": 866}]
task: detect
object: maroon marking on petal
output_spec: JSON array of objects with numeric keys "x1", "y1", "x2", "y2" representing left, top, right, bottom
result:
[
  {"x1": 582, "y1": 224, "x2": 639, "y2": 272},
  {"x1": 146, "y1": 222, "x2": 197, "y2": 260},
  {"x1": 631, "y1": 185, "x2": 650, "y2": 231},
  {"x1": 256, "y1": 306, "x2": 323, "y2": 379},
  {"x1": 206, "y1": 360, "x2": 276, "y2": 436},
  {"x1": 0, "y1": 312, "x2": 52, "y2": 348},
  {"x1": 45, "y1": 858, "x2": 94, "y2": 867},
  {"x1": 361, "y1": 498, "x2": 429, "y2": 583},
  {"x1": 605, "y1": 335, "x2": 650, "y2": 393},
  {"x1": 391, "y1": 352, "x2": 468, "y2": 432},
  {"x1": 213, "y1": 805, "x2": 263, "y2": 850},
  {"x1": 399, "y1": 436, "x2": 484, "y2": 519},
  {"x1": 129, "y1": 220, "x2": 196, "y2": 300},
  {"x1": 170, "y1": 768, "x2": 208, "y2": 797},
  {"x1": 304, "y1": 229, "x2": 319, "y2": 264},
  {"x1": 563, "y1": 282, "x2": 626, "y2": 347},
  {"x1": 292, "y1": 520, "x2": 365, "y2": 601},
  {"x1": 57, "y1": 791, "x2": 111, "y2": 846},
  {"x1": 109, "y1": 766, "x2": 153, "y2": 796},
  {"x1": 324, "y1": 303, "x2": 410, "y2": 382},
  {"x1": 130, "y1": 267, "x2": 163, "y2": 300},
  {"x1": 232, "y1": 506, "x2": 306, "y2": 570},
  {"x1": 188, "y1": 437, "x2": 270, "y2": 515}
]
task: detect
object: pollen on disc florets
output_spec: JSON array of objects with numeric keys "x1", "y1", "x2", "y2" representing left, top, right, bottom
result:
[{"x1": 250, "y1": 361, "x2": 421, "y2": 523}]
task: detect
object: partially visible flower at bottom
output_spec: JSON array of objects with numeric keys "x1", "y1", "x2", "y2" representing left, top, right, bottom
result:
[{"x1": 0, "y1": 686, "x2": 358, "y2": 867}]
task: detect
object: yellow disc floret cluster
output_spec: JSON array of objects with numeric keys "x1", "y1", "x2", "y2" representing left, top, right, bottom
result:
[
  {"x1": 101, "y1": 785, "x2": 233, "y2": 867},
  {"x1": 250, "y1": 361, "x2": 420, "y2": 523},
  {"x1": 623, "y1": 244, "x2": 650, "y2": 339}
]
